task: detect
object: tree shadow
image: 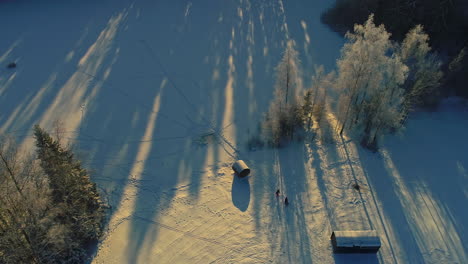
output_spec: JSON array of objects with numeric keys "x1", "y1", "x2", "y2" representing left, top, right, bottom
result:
[
  {"x1": 355, "y1": 109, "x2": 468, "y2": 263},
  {"x1": 275, "y1": 143, "x2": 314, "y2": 263},
  {"x1": 231, "y1": 173, "x2": 251, "y2": 212},
  {"x1": 308, "y1": 140, "x2": 336, "y2": 229},
  {"x1": 0, "y1": 0, "x2": 347, "y2": 263},
  {"x1": 304, "y1": 118, "x2": 386, "y2": 262},
  {"x1": 106, "y1": 1, "x2": 249, "y2": 261}
]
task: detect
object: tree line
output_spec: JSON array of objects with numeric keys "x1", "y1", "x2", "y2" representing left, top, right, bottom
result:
[
  {"x1": 252, "y1": 15, "x2": 441, "y2": 150},
  {"x1": 0, "y1": 126, "x2": 105, "y2": 263}
]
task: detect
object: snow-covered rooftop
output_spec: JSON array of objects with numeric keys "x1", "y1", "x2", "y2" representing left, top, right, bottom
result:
[{"x1": 332, "y1": 230, "x2": 381, "y2": 248}]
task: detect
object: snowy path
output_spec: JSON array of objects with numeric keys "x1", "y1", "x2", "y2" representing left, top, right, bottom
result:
[{"x1": 1, "y1": 0, "x2": 467, "y2": 263}]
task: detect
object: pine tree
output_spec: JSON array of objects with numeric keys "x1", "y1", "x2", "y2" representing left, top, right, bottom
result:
[{"x1": 33, "y1": 125, "x2": 104, "y2": 246}]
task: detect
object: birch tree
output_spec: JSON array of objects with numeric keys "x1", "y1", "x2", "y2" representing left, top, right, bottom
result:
[
  {"x1": 0, "y1": 136, "x2": 51, "y2": 263},
  {"x1": 361, "y1": 54, "x2": 408, "y2": 147},
  {"x1": 275, "y1": 40, "x2": 302, "y2": 108},
  {"x1": 398, "y1": 25, "x2": 442, "y2": 118},
  {"x1": 336, "y1": 14, "x2": 394, "y2": 135},
  {"x1": 335, "y1": 15, "x2": 409, "y2": 147},
  {"x1": 263, "y1": 40, "x2": 303, "y2": 146},
  {"x1": 303, "y1": 65, "x2": 334, "y2": 129}
]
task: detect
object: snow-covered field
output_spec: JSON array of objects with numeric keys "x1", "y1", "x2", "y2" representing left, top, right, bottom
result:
[{"x1": 1, "y1": 0, "x2": 467, "y2": 263}]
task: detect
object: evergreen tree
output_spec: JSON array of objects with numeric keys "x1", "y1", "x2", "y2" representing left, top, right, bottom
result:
[{"x1": 33, "y1": 125, "x2": 104, "y2": 246}]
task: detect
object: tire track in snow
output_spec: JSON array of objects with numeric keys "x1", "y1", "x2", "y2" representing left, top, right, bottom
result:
[
  {"x1": 341, "y1": 137, "x2": 398, "y2": 264},
  {"x1": 132, "y1": 215, "x2": 269, "y2": 263},
  {"x1": 315, "y1": 109, "x2": 399, "y2": 263}
]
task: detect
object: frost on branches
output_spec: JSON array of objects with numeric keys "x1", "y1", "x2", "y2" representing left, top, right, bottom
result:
[
  {"x1": 262, "y1": 40, "x2": 304, "y2": 147},
  {"x1": 335, "y1": 15, "x2": 441, "y2": 149}
]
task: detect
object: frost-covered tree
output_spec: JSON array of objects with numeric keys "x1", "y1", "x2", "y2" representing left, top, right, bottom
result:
[
  {"x1": 335, "y1": 15, "x2": 408, "y2": 147},
  {"x1": 303, "y1": 65, "x2": 334, "y2": 129},
  {"x1": 0, "y1": 128, "x2": 106, "y2": 264},
  {"x1": 398, "y1": 25, "x2": 443, "y2": 117},
  {"x1": 262, "y1": 41, "x2": 303, "y2": 146},
  {"x1": 0, "y1": 136, "x2": 50, "y2": 264},
  {"x1": 336, "y1": 15, "x2": 393, "y2": 134},
  {"x1": 361, "y1": 54, "x2": 408, "y2": 147},
  {"x1": 275, "y1": 40, "x2": 302, "y2": 107}
]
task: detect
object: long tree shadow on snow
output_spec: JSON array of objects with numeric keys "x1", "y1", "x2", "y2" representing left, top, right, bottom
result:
[
  {"x1": 107, "y1": 0, "x2": 270, "y2": 262},
  {"x1": 0, "y1": 0, "x2": 345, "y2": 262},
  {"x1": 356, "y1": 109, "x2": 468, "y2": 263},
  {"x1": 272, "y1": 144, "x2": 314, "y2": 263},
  {"x1": 305, "y1": 120, "x2": 383, "y2": 264}
]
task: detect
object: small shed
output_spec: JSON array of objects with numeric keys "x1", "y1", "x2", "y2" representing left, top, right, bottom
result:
[
  {"x1": 330, "y1": 230, "x2": 381, "y2": 253},
  {"x1": 232, "y1": 160, "x2": 250, "y2": 177}
]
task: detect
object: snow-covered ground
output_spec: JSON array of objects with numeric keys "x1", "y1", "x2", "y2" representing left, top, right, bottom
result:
[{"x1": 1, "y1": 0, "x2": 467, "y2": 263}]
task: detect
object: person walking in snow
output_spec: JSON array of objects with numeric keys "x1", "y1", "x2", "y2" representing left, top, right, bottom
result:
[
  {"x1": 276, "y1": 189, "x2": 280, "y2": 197},
  {"x1": 284, "y1": 197, "x2": 289, "y2": 206}
]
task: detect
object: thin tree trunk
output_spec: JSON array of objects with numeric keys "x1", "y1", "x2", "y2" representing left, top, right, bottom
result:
[
  {"x1": 340, "y1": 103, "x2": 351, "y2": 135},
  {"x1": 352, "y1": 75, "x2": 371, "y2": 126},
  {"x1": 285, "y1": 50, "x2": 290, "y2": 105},
  {"x1": 310, "y1": 85, "x2": 320, "y2": 128},
  {"x1": 0, "y1": 152, "x2": 24, "y2": 198},
  {"x1": 339, "y1": 67, "x2": 364, "y2": 135}
]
